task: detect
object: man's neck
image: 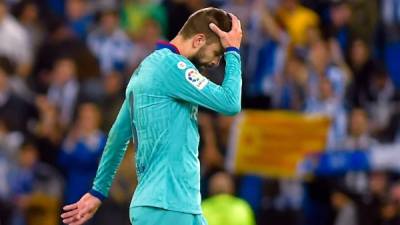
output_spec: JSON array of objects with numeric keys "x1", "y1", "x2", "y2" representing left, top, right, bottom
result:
[{"x1": 170, "y1": 35, "x2": 192, "y2": 58}]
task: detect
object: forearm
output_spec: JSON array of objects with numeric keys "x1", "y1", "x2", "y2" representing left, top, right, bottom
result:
[
  {"x1": 90, "y1": 131, "x2": 130, "y2": 200},
  {"x1": 171, "y1": 49, "x2": 243, "y2": 116},
  {"x1": 90, "y1": 100, "x2": 132, "y2": 200},
  {"x1": 218, "y1": 49, "x2": 242, "y2": 114}
]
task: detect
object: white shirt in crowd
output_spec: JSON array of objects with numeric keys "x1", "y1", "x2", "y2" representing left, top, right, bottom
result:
[{"x1": 0, "y1": 15, "x2": 32, "y2": 65}]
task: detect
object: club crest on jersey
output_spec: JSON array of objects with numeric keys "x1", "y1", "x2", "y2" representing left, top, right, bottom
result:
[
  {"x1": 185, "y1": 68, "x2": 208, "y2": 90},
  {"x1": 177, "y1": 61, "x2": 187, "y2": 70}
]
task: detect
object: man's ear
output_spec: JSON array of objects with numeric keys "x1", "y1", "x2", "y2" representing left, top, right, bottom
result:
[{"x1": 192, "y1": 34, "x2": 206, "y2": 49}]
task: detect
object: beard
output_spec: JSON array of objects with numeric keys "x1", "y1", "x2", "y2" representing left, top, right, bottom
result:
[{"x1": 188, "y1": 46, "x2": 208, "y2": 71}]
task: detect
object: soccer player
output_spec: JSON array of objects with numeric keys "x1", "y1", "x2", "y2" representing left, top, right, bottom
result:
[{"x1": 61, "y1": 7, "x2": 243, "y2": 225}]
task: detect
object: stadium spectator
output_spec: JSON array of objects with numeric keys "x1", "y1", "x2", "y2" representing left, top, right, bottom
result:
[
  {"x1": 65, "y1": 0, "x2": 93, "y2": 40},
  {"x1": 307, "y1": 39, "x2": 348, "y2": 107},
  {"x1": 12, "y1": 0, "x2": 44, "y2": 53},
  {"x1": 58, "y1": 103, "x2": 106, "y2": 205},
  {"x1": 331, "y1": 189, "x2": 358, "y2": 225},
  {"x1": 365, "y1": 64, "x2": 400, "y2": 140},
  {"x1": 0, "y1": 120, "x2": 17, "y2": 225},
  {"x1": 0, "y1": 56, "x2": 37, "y2": 134},
  {"x1": 342, "y1": 108, "x2": 378, "y2": 200},
  {"x1": 273, "y1": 53, "x2": 307, "y2": 110},
  {"x1": 357, "y1": 171, "x2": 388, "y2": 225},
  {"x1": 381, "y1": 111, "x2": 400, "y2": 143},
  {"x1": 305, "y1": 78, "x2": 347, "y2": 150},
  {"x1": 32, "y1": 95, "x2": 62, "y2": 167},
  {"x1": 0, "y1": 118, "x2": 23, "y2": 159},
  {"x1": 202, "y1": 172, "x2": 256, "y2": 225},
  {"x1": 381, "y1": 0, "x2": 400, "y2": 88},
  {"x1": 32, "y1": 19, "x2": 99, "y2": 93},
  {"x1": 348, "y1": 0, "x2": 378, "y2": 47},
  {"x1": 9, "y1": 141, "x2": 62, "y2": 225},
  {"x1": 325, "y1": 1, "x2": 352, "y2": 52},
  {"x1": 389, "y1": 182, "x2": 400, "y2": 204},
  {"x1": 380, "y1": 183, "x2": 400, "y2": 225},
  {"x1": 47, "y1": 57, "x2": 80, "y2": 127},
  {"x1": 276, "y1": 0, "x2": 319, "y2": 48},
  {"x1": 381, "y1": 201, "x2": 400, "y2": 225},
  {"x1": 5, "y1": 58, "x2": 35, "y2": 104},
  {"x1": 0, "y1": 0, "x2": 33, "y2": 77},
  {"x1": 342, "y1": 108, "x2": 377, "y2": 150},
  {"x1": 247, "y1": 2, "x2": 289, "y2": 106},
  {"x1": 346, "y1": 38, "x2": 375, "y2": 108},
  {"x1": 9, "y1": 141, "x2": 39, "y2": 225},
  {"x1": 87, "y1": 9, "x2": 133, "y2": 75}
]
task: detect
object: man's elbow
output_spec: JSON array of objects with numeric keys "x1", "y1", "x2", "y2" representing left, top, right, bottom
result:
[{"x1": 223, "y1": 103, "x2": 241, "y2": 116}]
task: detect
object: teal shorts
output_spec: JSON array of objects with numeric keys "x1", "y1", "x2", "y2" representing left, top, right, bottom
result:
[{"x1": 130, "y1": 206, "x2": 208, "y2": 225}]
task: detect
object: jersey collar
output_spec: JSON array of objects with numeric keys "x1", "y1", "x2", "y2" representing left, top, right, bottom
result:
[{"x1": 156, "y1": 40, "x2": 181, "y2": 55}]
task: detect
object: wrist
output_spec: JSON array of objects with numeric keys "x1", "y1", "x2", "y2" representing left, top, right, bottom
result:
[
  {"x1": 89, "y1": 189, "x2": 106, "y2": 202},
  {"x1": 225, "y1": 46, "x2": 240, "y2": 54}
]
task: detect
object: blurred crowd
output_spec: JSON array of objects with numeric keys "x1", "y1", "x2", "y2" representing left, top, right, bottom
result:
[{"x1": 0, "y1": 0, "x2": 399, "y2": 225}]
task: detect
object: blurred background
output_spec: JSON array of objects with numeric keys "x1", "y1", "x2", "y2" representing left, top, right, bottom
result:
[{"x1": 0, "y1": 0, "x2": 400, "y2": 225}]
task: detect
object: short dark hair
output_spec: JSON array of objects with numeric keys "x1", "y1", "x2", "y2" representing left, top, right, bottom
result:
[{"x1": 179, "y1": 7, "x2": 232, "y2": 44}]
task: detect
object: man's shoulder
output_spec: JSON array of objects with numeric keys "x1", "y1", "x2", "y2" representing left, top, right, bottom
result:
[
  {"x1": 141, "y1": 49, "x2": 197, "y2": 79},
  {"x1": 146, "y1": 49, "x2": 196, "y2": 72}
]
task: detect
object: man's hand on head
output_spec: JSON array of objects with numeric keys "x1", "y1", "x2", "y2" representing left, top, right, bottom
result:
[{"x1": 209, "y1": 13, "x2": 243, "y2": 49}]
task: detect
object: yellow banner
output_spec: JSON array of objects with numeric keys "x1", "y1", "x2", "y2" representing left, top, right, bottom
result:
[{"x1": 227, "y1": 110, "x2": 330, "y2": 178}]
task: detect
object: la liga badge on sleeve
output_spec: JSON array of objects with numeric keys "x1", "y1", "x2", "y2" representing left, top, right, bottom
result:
[{"x1": 185, "y1": 68, "x2": 209, "y2": 90}]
